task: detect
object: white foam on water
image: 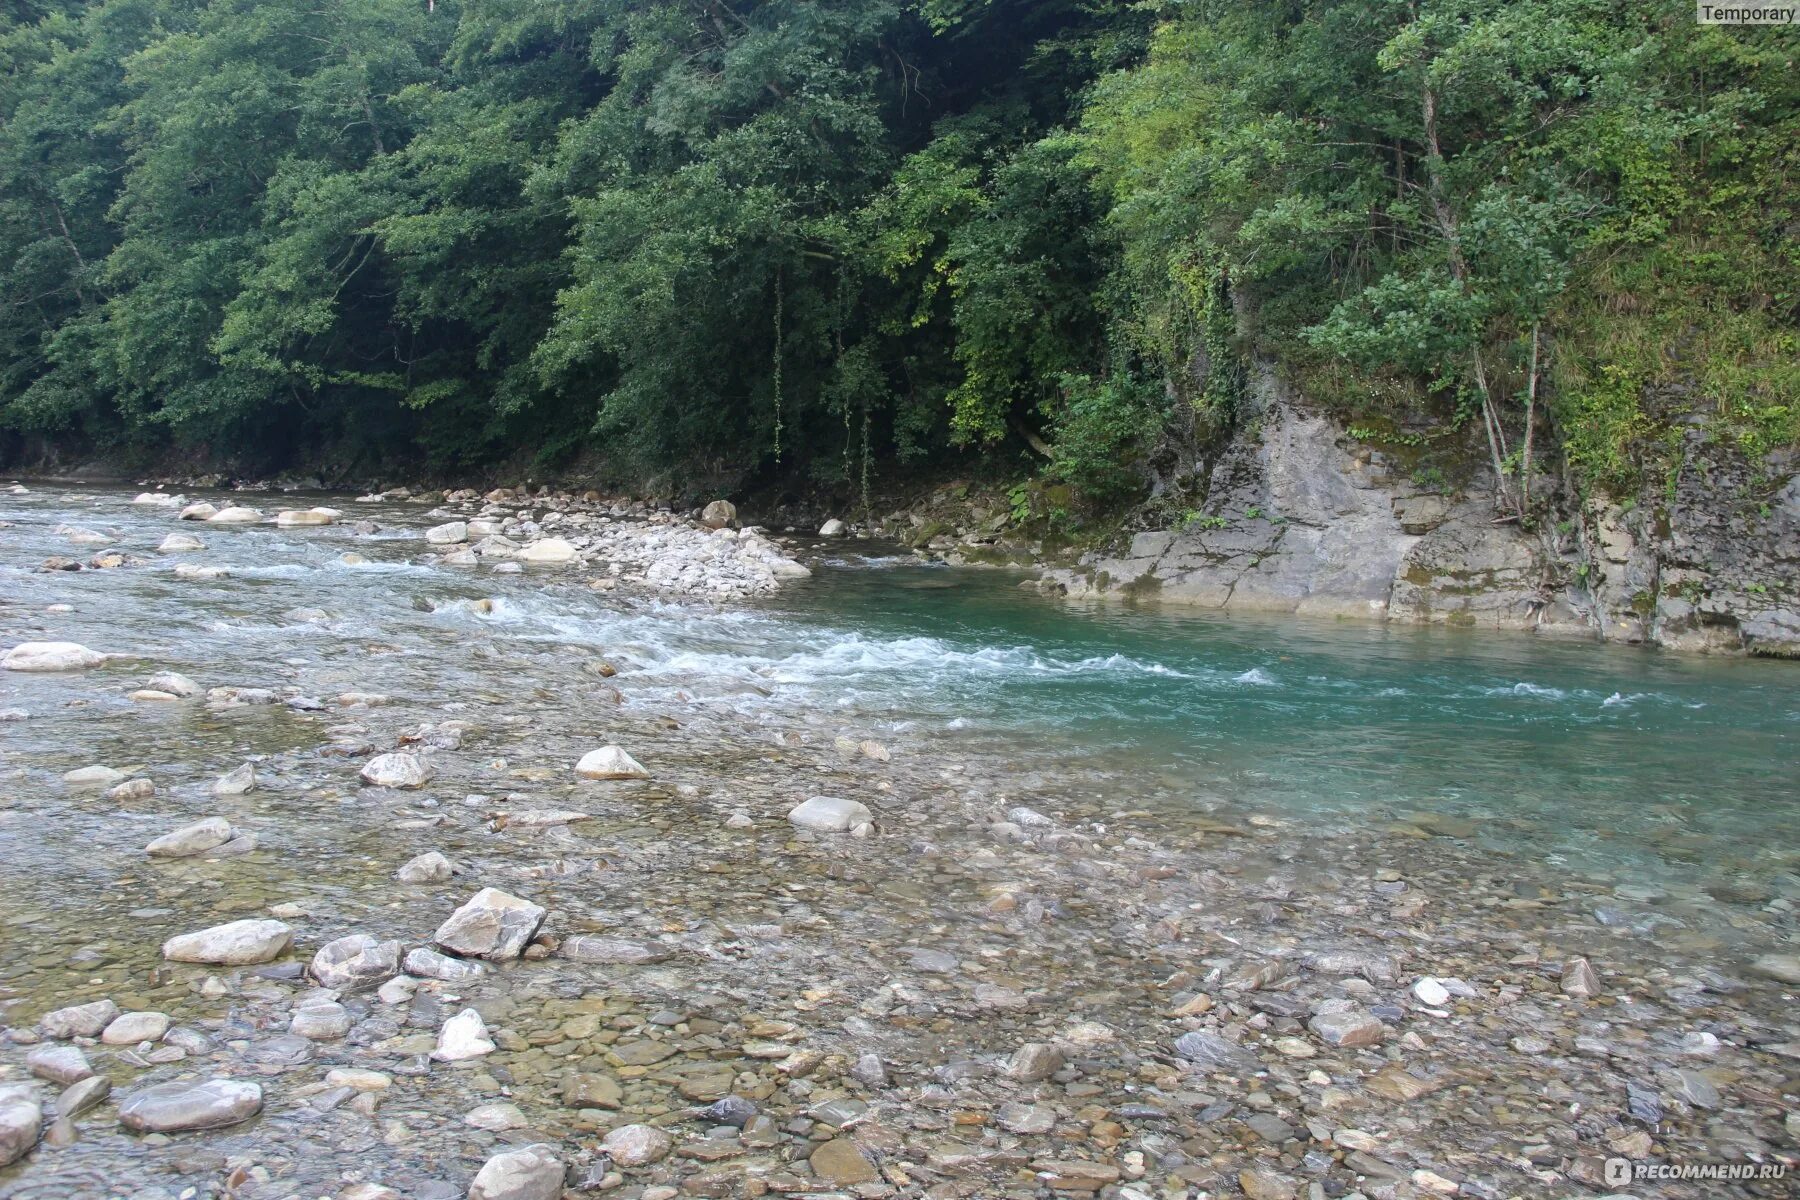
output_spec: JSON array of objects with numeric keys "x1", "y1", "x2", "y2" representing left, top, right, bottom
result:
[
  {"x1": 1486, "y1": 681, "x2": 1568, "y2": 699},
  {"x1": 1234, "y1": 667, "x2": 1279, "y2": 687}
]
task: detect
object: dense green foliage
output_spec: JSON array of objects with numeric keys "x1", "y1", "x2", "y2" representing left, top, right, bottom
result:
[{"x1": 2, "y1": 0, "x2": 1794, "y2": 506}]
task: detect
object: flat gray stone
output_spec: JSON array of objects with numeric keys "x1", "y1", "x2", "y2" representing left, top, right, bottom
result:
[
  {"x1": 162, "y1": 919, "x2": 292, "y2": 965},
  {"x1": 40, "y1": 998, "x2": 118, "y2": 1039},
  {"x1": 118, "y1": 1079, "x2": 262, "y2": 1132},
  {"x1": 1174, "y1": 1031, "x2": 1260, "y2": 1073}
]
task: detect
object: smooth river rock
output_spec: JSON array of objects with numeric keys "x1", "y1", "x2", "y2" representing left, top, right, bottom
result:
[
  {"x1": 359, "y1": 752, "x2": 433, "y2": 789},
  {"x1": 212, "y1": 762, "x2": 256, "y2": 795},
  {"x1": 425, "y1": 521, "x2": 468, "y2": 545},
  {"x1": 146, "y1": 817, "x2": 235, "y2": 858},
  {"x1": 162, "y1": 918, "x2": 293, "y2": 965},
  {"x1": 157, "y1": 533, "x2": 205, "y2": 553},
  {"x1": 56, "y1": 1076, "x2": 111, "y2": 1120},
  {"x1": 2, "y1": 641, "x2": 108, "y2": 671},
  {"x1": 206, "y1": 506, "x2": 263, "y2": 524},
  {"x1": 26, "y1": 1044, "x2": 92, "y2": 1085},
  {"x1": 310, "y1": 934, "x2": 403, "y2": 990},
  {"x1": 62, "y1": 765, "x2": 126, "y2": 787},
  {"x1": 434, "y1": 888, "x2": 545, "y2": 960},
  {"x1": 468, "y1": 1143, "x2": 564, "y2": 1200},
  {"x1": 559, "y1": 935, "x2": 671, "y2": 965},
  {"x1": 118, "y1": 1079, "x2": 262, "y2": 1132},
  {"x1": 405, "y1": 946, "x2": 486, "y2": 982},
  {"x1": 101, "y1": 1010, "x2": 171, "y2": 1045},
  {"x1": 275, "y1": 507, "x2": 337, "y2": 526},
  {"x1": 146, "y1": 670, "x2": 202, "y2": 696},
  {"x1": 575, "y1": 746, "x2": 649, "y2": 780},
  {"x1": 40, "y1": 998, "x2": 119, "y2": 1039},
  {"x1": 787, "y1": 795, "x2": 872, "y2": 832},
  {"x1": 0, "y1": 1086, "x2": 40, "y2": 1167},
  {"x1": 517, "y1": 537, "x2": 578, "y2": 564},
  {"x1": 396, "y1": 850, "x2": 455, "y2": 882},
  {"x1": 1750, "y1": 953, "x2": 1800, "y2": 985}
]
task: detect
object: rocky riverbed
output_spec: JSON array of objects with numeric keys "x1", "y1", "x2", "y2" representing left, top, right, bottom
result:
[{"x1": 0, "y1": 485, "x2": 1795, "y2": 1200}]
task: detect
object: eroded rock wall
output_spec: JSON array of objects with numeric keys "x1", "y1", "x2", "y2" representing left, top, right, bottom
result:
[{"x1": 1038, "y1": 372, "x2": 1800, "y2": 656}]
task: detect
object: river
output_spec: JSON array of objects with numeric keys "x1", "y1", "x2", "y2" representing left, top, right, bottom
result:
[{"x1": 1, "y1": 484, "x2": 1795, "y2": 1199}]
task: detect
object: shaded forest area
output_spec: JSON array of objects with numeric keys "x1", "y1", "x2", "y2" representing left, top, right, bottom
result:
[{"x1": 2, "y1": 0, "x2": 1794, "y2": 513}]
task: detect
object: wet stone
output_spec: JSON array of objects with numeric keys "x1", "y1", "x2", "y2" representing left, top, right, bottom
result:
[
  {"x1": 1308, "y1": 1005, "x2": 1386, "y2": 1048},
  {"x1": 162, "y1": 918, "x2": 293, "y2": 965},
  {"x1": 56, "y1": 1075, "x2": 111, "y2": 1120},
  {"x1": 101, "y1": 1010, "x2": 170, "y2": 1045},
  {"x1": 787, "y1": 795, "x2": 872, "y2": 832},
  {"x1": 433, "y1": 887, "x2": 545, "y2": 960},
  {"x1": 0, "y1": 1087, "x2": 41, "y2": 1167},
  {"x1": 396, "y1": 850, "x2": 455, "y2": 882},
  {"x1": 145, "y1": 817, "x2": 235, "y2": 858},
  {"x1": 602, "y1": 1123, "x2": 673, "y2": 1166},
  {"x1": 405, "y1": 946, "x2": 487, "y2": 981},
  {"x1": 26, "y1": 1044, "x2": 92, "y2": 1084},
  {"x1": 559, "y1": 935, "x2": 671, "y2": 965},
  {"x1": 468, "y1": 1143, "x2": 564, "y2": 1200},
  {"x1": 809, "y1": 1137, "x2": 879, "y2": 1186},
  {"x1": 563, "y1": 1072, "x2": 623, "y2": 1109},
  {"x1": 1173, "y1": 1031, "x2": 1260, "y2": 1073},
  {"x1": 118, "y1": 1079, "x2": 262, "y2": 1133},
  {"x1": 310, "y1": 934, "x2": 403, "y2": 990}
]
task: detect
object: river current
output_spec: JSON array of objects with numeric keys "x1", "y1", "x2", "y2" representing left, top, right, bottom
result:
[{"x1": 0, "y1": 484, "x2": 1795, "y2": 1200}]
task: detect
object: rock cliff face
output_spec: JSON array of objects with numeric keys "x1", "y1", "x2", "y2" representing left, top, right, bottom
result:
[{"x1": 1037, "y1": 372, "x2": 1800, "y2": 657}]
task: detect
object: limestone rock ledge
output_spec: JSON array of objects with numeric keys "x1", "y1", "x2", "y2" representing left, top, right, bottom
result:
[{"x1": 1034, "y1": 375, "x2": 1799, "y2": 657}]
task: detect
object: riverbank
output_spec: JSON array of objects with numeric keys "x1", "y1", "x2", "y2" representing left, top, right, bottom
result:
[
  {"x1": 28, "y1": 361, "x2": 1798, "y2": 664},
  {"x1": 1, "y1": 485, "x2": 1796, "y2": 1199}
]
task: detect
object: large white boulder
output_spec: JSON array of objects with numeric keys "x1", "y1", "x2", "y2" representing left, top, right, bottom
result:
[
  {"x1": 359, "y1": 752, "x2": 432, "y2": 789},
  {"x1": 206, "y1": 506, "x2": 263, "y2": 524},
  {"x1": 575, "y1": 746, "x2": 649, "y2": 780},
  {"x1": 2, "y1": 642, "x2": 108, "y2": 672},
  {"x1": 517, "y1": 538, "x2": 578, "y2": 564},
  {"x1": 787, "y1": 795, "x2": 873, "y2": 833},
  {"x1": 275, "y1": 507, "x2": 337, "y2": 527},
  {"x1": 424, "y1": 521, "x2": 468, "y2": 545},
  {"x1": 161, "y1": 919, "x2": 293, "y2": 965},
  {"x1": 157, "y1": 532, "x2": 205, "y2": 553},
  {"x1": 468, "y1": 1143, "x2": 564, "y2": 1200}
]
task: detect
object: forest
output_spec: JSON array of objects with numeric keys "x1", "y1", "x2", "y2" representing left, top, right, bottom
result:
[{"x1": 1, "y1": 0, "x2": 1794, "y2": 512}]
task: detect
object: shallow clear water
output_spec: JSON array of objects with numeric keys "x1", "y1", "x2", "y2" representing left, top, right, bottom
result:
[
  {"x1": 6, "y1": 486, "x2": 1796, "y2": 901},
  {"x1": 2, "y1": 484, "x2": 1797, "y2": 1199},
  {"x1": 760, "y1": 560, "x2": 1800, "y2": 890}
]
